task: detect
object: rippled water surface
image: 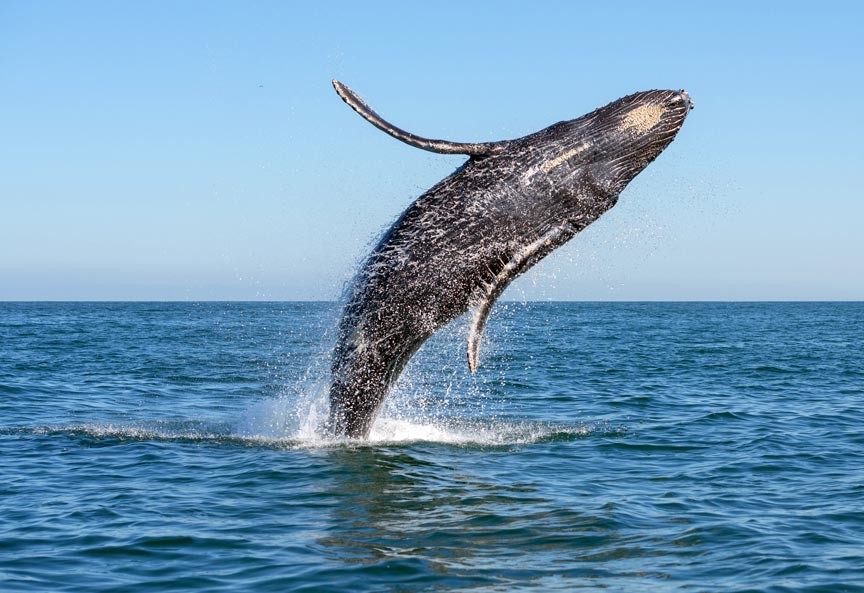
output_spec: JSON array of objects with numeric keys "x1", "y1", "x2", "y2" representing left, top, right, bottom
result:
[{"x1": 1, "y1": 302, "x2": 862, "y2": 592}]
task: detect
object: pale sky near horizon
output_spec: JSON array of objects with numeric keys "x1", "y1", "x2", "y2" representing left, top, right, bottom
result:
[{"x1": 1, "y1": 1, "x2": 862, "y2": 301}]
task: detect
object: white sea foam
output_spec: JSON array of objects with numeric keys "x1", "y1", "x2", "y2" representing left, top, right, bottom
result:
[{"x1": 234, "y1": 385, "x2": 598, "y2": 448}]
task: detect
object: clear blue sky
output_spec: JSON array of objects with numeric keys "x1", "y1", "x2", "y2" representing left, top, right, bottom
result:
[{"x1": 1, "y1": 1, "x2": 861, "y2": 300}]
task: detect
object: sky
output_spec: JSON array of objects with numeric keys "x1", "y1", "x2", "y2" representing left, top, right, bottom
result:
[{"x1": 1, "y1": 1, "x2": 862, "y2": 301}]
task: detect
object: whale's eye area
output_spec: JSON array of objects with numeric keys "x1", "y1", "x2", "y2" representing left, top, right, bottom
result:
[{"x1": 620, "y1": 103, "x2": 666, "y2": 133}]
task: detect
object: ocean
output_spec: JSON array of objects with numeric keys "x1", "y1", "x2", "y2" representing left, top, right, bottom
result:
[{"x1": 1, "y1": 302, "x2": 862, "y2": 592}]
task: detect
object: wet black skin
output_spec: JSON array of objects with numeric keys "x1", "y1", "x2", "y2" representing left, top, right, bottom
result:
[{"x1": 328, "y1": 89, "x2": 693, "y2": 437}]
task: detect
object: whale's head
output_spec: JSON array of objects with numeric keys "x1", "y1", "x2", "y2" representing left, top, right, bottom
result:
[{"x1": 533, "y1": 90, "x2": 693, "y2": 199}]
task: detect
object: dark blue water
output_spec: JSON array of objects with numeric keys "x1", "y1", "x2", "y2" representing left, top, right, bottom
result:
[{"x1": 1, "y1": 302, "x2": 862, "y2": 592}]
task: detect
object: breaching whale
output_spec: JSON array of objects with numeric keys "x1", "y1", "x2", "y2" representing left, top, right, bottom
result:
[{"x1": 328, "y1": 80, "x2": 693, "y2": 438}]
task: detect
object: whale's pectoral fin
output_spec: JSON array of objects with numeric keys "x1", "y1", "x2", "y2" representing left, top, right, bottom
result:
[
  {"x1": 467, "y1": 293, "x2": 496, "y2": 374},
  {"x1": 467, "y1": 227, "x2": 575, "y2": 373},
  {"x1": 333, "y1": 80, "x2": 510, "y2": 157}
]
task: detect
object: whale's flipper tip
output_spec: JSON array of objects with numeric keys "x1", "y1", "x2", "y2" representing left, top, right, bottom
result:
[
  {"x1": 467, "y1": 349, "x2": 479, "y2": 374},
  {"x1": 332, "y1": 80, "x2": 358, "y2": 108},
  {"x1": 467, "y1": 312, "x2": 485, "y2": 374}
]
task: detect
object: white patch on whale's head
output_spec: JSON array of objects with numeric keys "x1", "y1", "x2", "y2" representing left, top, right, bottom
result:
[{"x1": 619, "y1": 103, "x2": 666, "y2": 133}]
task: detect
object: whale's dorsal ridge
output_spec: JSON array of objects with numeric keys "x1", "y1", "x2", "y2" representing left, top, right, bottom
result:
[{"x1": 333, "y1": 80, "x2": 510, "y2": 156}]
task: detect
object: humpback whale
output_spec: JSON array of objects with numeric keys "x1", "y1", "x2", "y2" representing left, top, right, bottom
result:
[{"x1": 328, "y1": 80, "x2": 693, "y2": 438}]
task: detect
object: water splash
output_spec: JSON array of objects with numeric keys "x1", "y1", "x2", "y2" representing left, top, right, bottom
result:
[
  {"x1": 235, "y1": 382, "x2": 331, "y2": 442},
  {"x1": 234, "y1": 382, "x2": 607, "y2": 448}
]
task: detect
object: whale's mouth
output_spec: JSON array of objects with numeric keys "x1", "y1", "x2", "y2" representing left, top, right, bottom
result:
[
  {"x1": 650, "y1": 89, "x2": 693, "y2": 132},
  {"x1": 678, "y1": 90, "x2": 694, "y2": 111}
]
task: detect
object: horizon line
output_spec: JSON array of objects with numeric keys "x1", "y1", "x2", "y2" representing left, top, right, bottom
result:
[{"x1": 1, "y1": 299, "x2": 862, "y2": 304}]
